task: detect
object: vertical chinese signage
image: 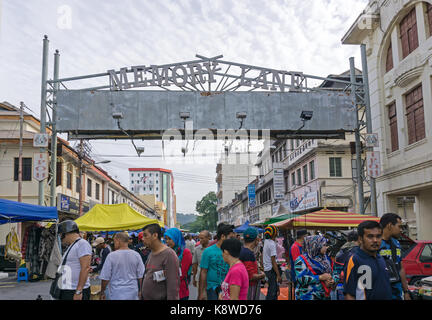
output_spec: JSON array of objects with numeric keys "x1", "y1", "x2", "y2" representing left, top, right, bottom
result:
[
  {"x1": 366, "y1": 151, "x2": 381, "y2": 178},
  {"x1": 33, "y1": 153, "x2": 48, "y2": 181},
  {"x1": 248, "y1": 184, "x2": 256, "y2": 208},
  {"x1": 273, "y1": 166, "x2": 285, "y2": 200}
]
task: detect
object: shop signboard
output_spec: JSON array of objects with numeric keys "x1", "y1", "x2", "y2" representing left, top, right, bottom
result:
[
  {"x1": 273, "y1": 165, "x2": 285, "y2": 200},
  {"x1": 290, "y1": 191, "x2": 319, "y2": 213},
  {"x1": 57, "y1": 193, "x2": 89, "y2": 215},
  {"x1": 248, "y1": 183, "x2": 256, "y2": 208}
]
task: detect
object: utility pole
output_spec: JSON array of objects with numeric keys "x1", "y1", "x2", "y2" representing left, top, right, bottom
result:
[
  {"x1": 18, "y1": 102, "x2": 24, "y2": 203},
  {"x1": 361, "y1": 44, "x2": 378, "y2": 216},
  {"x1": 50, "y1": 49, "x2": 60, "y2": 207},
  {"x1": 350, "y1": 57, "x2": 365, "y2": 214},
  {"x1": 78, "y1": 139, "x2": 84, "y2": 216},
  {"x1": 39, "y1": 35, "x2": 49, "y2": 206}
]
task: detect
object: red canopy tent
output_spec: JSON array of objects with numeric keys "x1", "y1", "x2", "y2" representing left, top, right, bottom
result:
[{"x1": 272, "y1": 208, "x2": 381, "y2": 230}]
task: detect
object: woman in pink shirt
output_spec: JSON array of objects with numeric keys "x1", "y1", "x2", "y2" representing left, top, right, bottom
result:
[{"x1": 219, "y1": 238, "x2": 249, "y2": 300}]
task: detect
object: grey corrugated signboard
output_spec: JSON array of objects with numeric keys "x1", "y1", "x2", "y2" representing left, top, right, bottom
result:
[{"x1": 56, "y1": 90, "x2": 355, "y2": 139}]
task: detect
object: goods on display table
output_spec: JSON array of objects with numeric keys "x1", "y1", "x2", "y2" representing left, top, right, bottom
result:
[
  {"x1": 410, "y1": 276, "x2": 432, "y2": 300},
  {"x1": 0, "y1": 198, "x2": 58, "y2": 280}
]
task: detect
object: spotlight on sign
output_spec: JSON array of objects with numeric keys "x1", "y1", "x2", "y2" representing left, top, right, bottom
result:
[{"x1": 300, "y1": 110, "x2": 313, "y2": 121}]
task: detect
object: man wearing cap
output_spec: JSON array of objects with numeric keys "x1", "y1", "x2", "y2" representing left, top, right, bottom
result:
[
  {"x1": 289, "y1": 229, "x2": 308, "y2": 285},
  {"x1": 239, "y1": 228, "x2": 266, "y2": 300},
  {"x1": 54, "y1": 220, "x2": 92, "y2": 300},
  {"x1": 91, "y1": 237, "x2": 112, "y2": 274},
  {"x1": 263, "y1": 225, "x2": 282, "y2": 300}
]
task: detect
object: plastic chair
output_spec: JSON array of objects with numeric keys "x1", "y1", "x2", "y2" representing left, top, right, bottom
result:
[{"x1": 17, "y1": 267, "x2": 28, "y2": 282}]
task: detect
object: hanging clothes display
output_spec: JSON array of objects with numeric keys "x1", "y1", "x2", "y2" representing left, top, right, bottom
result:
[
  {"x1": 21, "y1": 223, "x2": 60, "y2": 280},
  {"x1": 38, "y1": 224, "x2": 56, "y2": 275},
  {"x1": 45, "y1": 234, "x2": 62, "y2": 279},
  {"x1": 24, "y1": 224, "x2": 43, "y2": 278},
  {"x1": 5, "y1": 227, "x2": 22, "y2": 262}
]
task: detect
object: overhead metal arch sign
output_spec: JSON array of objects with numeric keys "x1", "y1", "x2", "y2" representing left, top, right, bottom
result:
[{"x1": 52, "y1": 55, "x2": 356, "y2": 140}]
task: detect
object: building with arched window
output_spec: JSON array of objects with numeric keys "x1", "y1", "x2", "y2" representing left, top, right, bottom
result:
[{"x1": 343, "y1": 0, "x2": 432, "y2": 240}]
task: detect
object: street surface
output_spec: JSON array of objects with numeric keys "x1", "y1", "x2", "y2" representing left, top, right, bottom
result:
[{"x1": 0, "y1": 273, "x2": 266, "y2": 300}]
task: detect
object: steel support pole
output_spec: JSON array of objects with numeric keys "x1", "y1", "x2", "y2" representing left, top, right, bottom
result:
[
  {"x1": 50, "y1": 50, "x2": 60, "y2": 207},
  {"x1": 350, "y1": 57, "x2": 365, "y2": 214},
  {"x1": 361, "y1": 44, "x2": 378, "y2": 216},
  {"x1": 18, "y1": 102, "x2": 24, "y2": 203},
  {"x1": 39, "y1": 35, "x2": 49, "y2": 206},
  {"x1": 78, "y1": 139, "x2": 84, "y2": 216}
]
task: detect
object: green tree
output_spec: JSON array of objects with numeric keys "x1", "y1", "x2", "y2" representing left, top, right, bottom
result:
[{"x1": 195, "y1": 191, "x2": 218, "y2": 232}]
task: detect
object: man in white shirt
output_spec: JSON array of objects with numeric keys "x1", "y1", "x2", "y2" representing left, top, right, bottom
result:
[
  {"x1": 185, "y1": 234, "x2": 196, "y2": 255},
  {"x1": 192, "y1": 230, "x2": 211, "y2": 288},
  {"x1": 56, "y1": 220, "x2": 92, "y2": 300},
  {"x1": 100, "y1": 232, "x2": 145, "y2": 300},
  {"x1": 263, "y1": 225, "x2": 281, "y2": 300}
]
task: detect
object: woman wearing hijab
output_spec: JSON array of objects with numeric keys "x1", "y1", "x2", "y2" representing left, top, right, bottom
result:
[
  {"x1": 294, "y1": 235, "x2": 336, "y2": 300},
  {"x1": 164, "y1": 228, "x2": 193, "y2": 300}
]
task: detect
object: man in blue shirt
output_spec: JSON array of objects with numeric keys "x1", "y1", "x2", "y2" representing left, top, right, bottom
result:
[
  {"x1": 198, "y1": 223, "x2": 236, "y2": 300},
  {"x1": 379, "y1": 213, "x2": 411, "y2": 300},
  {"x1": 344, "y1": 220, "x2": 392, "y2": 300}
]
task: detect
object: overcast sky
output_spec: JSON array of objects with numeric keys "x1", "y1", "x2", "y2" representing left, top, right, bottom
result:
[{"x1": 0, "y1": 0, "x2": 368, "y2": 214}]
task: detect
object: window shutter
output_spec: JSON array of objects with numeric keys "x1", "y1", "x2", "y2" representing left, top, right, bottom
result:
[
  {"x1": 388, "y1": 103, "x2": 399, "y2": 152},
  {"x1": 427, "y1": 3, "x2": 432, "y2": 37},
  {"x1": 400, "y1": 7, "x2": 419, "y2": 58},
  {"x1": 386, "y1": 43, "x2": 393, "y2": 72},
  {"x1": 405, "y1": 85, "x2": 425, "y2": 144},
  {"x1": 56, "y1": 162, "x2": 62, "y2": 186}
]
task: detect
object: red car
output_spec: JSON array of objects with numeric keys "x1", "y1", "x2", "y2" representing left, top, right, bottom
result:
[{"x1": 400, "y1": 235, "x2": 432, "y2": 286}]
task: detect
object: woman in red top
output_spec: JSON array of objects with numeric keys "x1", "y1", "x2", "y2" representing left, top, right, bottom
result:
[{"x1": 164, "y1": 228, "x2": 192, "y2": 300}]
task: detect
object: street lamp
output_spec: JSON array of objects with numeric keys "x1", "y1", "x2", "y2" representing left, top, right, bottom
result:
[{"x1": 95, "y1": 160, "x2": 111, "y2": 165}]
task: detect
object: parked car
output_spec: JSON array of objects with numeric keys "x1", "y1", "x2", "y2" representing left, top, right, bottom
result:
[
  {"x1": 399, "y1": 234, "x2": 432, "y2": 286},
  {"x1": 0, "y1": 245, "x2": 18, "y2": 272}
]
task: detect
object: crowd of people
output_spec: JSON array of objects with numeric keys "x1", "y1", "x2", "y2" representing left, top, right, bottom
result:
[{"x1": 52, "y1": 212, "x2": 409, "y2": 301}]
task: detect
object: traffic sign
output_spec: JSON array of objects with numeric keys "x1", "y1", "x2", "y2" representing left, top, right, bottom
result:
[
  {"x1": 33, "y1": 133, "x2": 49, "y2": 147},
  {"x1": 366, "y1": 151, "x2": 380, "y2": 178},
  {"x1": 365, "y1": 133, "x2": 379, "y2": 148},
  {"x1": 33, "y1": 153, "x2": 48, "y2": 181}
]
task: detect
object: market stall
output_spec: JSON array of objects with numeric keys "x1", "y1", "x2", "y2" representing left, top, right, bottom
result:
[
  {"x1": 234, "y1": 220, "x2": 264, "y2": 233},
  {"x1": 74, "y1": 203, "x2": 164, "y2": 232},
  {"x1": 272, "y1": 208, "x2": 380, "y2": 230},
  {"x1": 267, "y1": 208, "x2": 381, "y2": 300},
  {"x1": 0, "y1": 198, "x2": 57, "y2": 225},
  {"x1": 0, "y1": 198, "x2": 58, "y2": 280}
]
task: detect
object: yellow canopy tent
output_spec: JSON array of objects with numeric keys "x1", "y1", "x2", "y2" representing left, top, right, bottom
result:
[{"x1": 75, "y1": 203, "x2": 164, "y2": 232}]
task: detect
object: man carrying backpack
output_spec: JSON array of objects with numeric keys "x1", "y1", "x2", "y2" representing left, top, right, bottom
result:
[{"x1": 379, "y1": 213, "x2": 411, "y2": 300}]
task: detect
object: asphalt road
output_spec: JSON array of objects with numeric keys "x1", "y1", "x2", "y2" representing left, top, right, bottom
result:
[{"x1": 0, "y1": 274, "x2": 264, "y2": 300}]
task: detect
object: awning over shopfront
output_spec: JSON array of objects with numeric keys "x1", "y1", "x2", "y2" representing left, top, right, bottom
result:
[
  {"x1": 263, "y1": 213, "x2": 302, "y2": 225},
  {"x1": 75, "y1": 203, "x2": 164, "y2": 231},
  {"x1": 0, "y1": 198, "x2": 58, "y2": 224},
  {"x1": 273, "y1": 208, "x2": 380, "y2": 229}
]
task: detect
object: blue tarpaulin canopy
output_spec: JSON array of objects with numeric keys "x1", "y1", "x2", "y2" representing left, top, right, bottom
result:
[
  {"x1": 234, "y1": 220, "x2": 264, "y2": 233},
  {"x1": 0, "y1": 198, "x2": 58, "y2": 224}
]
